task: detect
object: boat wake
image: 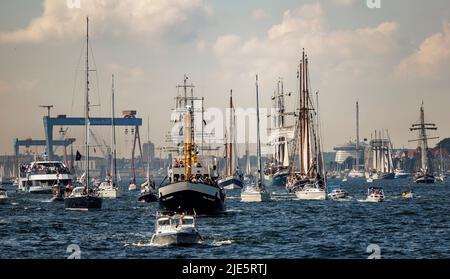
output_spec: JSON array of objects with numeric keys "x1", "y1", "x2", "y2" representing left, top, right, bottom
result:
[{"x1": 209, "y1": 239, "x2": 235, "y2": 246}]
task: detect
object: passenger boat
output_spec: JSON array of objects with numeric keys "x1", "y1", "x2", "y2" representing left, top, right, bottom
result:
[{"x1": 327, "y1": 185, "x2": 349, "y2": 200}]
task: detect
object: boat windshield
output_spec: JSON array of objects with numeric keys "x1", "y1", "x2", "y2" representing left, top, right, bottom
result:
[{"x1": 157, "y1": 218, "x2": 171, "y2": 226}]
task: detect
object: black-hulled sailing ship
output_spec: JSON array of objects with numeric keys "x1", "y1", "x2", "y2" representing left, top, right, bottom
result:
[
  {"x1": 409, "y1": 103, "x2": 438, "y2": 184},
  {"x1": 158, "y1": 77, "x2": 226, "y2": 215},
  {"x1": 64, "y1": 17, "x2": 102, "y2": 211},
  {"x1": 218, "y1": 90, "x2": 243, "y2": 190}
]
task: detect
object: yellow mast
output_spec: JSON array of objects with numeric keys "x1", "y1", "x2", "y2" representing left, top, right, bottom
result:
[{"x1": 184, "y1": 110, "x2": 193, "y2": 179}]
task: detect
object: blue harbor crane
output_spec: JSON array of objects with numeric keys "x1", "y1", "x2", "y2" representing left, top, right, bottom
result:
[{"x1": 43, "y1": 111, "x2": 142, "y2": 160}]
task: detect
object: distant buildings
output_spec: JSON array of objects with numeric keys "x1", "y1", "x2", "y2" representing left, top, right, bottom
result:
[{"x1": 143, "y1": 141, "x2": 155, "y2": 163}]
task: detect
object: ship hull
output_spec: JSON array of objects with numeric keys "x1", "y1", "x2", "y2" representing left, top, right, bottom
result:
[
  {"x1": 415, "y1": 174, "x2": 435, "y2": 184},
  {"x1": 64, "y1": 196, "x2": 102, "y2": 211},
  {"x1": 271, "y1": 172, "x2": 288, "y2": 187},
  {"x1": 158, "y1": 182, "x2": 226, "y2": 215},
  {"x1": 218, "y1": 176, "x2": 243, "y2": 190}
]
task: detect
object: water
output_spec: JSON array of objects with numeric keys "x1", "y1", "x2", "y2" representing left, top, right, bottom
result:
[{"x1": 1, "y1": 178, "x2": 449, "y2": 259}]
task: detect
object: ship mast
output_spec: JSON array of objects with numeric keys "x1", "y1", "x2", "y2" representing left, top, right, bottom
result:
[
  {"x1": 84, "y1": 17, "x2": 91, "y2": 191},
  {"x1": 256, "y1": 75, "x2": 263, "y2": 189},
  {"x1": 111, "y1": 74, "x2": 117, "y2": 185},
  {"x1": 355, "y1": 101, "x2": 360, "y2": 172},
  {"x1": 409, "y1": 103, "x2": 438, "y2": 174}
]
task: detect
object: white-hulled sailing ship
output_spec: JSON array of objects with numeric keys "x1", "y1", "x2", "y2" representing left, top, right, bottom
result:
[
  {"x1": 347, "y1": 102, "x2": 365, "y2": 178},
  {"x1": 409, "y1": 103, "x2": 438, "y2": 184},
  {"x1": 364, "y1": 131, "x2": 395, "y2": 181},
  {"x1": 241, "y1": 75, "x2": 271, "y2": 202},
  {"x1": 97, "y1": 75, "x2": 121, "y2": 199},
  {"x1": 264, "y1": 79, "x2": 294, "y2": 186},
  {"x1": 218, "y1": 90, "x2": 244, "y2": 190},
  {"x1": 285, "y1": 50, "x2": 327, "y2": 200},
  {"x1": 158, "y1": 77, "x2": 226, "y2": 215},
  {"x1": 64, "y1": 17, "x2": 102, "y2": 211}
]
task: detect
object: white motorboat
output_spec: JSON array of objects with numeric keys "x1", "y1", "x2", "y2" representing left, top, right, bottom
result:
[
  {"x1": 128, "y1": 181, "x2": 138, "y2": 191},
  {"x1": 366, "y1": 177, "x2": 374, "y2": 183},
  {"x1": 151, "y1": 213, "x2": 202, "y2": 246},
  {"x1": 436, "y1": 174, "x2": 446, "y2": 182},
  {"x1": 366, "y1": 187, "x2": 385, "y2": 202},
  {"x1": 327, "y1": 186, "x2": 349, "y2": 200},
  {"x1": 18, "y1": 160, "x2": 73, "y2": 194},
  {"x1": 0, "y1": 188, "x2": 8, "y2": 203},
  {"x1": 394, "y1": 169, "x2": 411, "y2": 179},
  {"x1": 296, "y1": 183, "x2": 327, "y2": 200}
]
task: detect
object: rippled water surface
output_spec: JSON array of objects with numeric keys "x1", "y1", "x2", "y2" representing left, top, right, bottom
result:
[{"x1": 1, "y1": 178, "x2": 449, "y2": 259}]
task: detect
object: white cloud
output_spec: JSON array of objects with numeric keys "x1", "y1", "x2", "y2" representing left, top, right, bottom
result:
[
  {"x1": 212, "y1": 3, "x2": 399, "y2": 84},
  {"x1": 396, "y1": 21, "x2": 450, "y2": 80},
  {"x1": 251, "y1": 8, "x2": 269, "y2": 21},
  {"x1": 0, "y1": 0, "x2": 212, "y2": 45}
]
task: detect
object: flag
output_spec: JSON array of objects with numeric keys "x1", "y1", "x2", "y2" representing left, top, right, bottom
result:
[{"x1": 76, "y1": 151, "x2": 82, "y2": 161}]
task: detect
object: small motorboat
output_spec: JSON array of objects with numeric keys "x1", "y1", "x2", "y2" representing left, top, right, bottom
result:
[
  {"x1": 138, "y1": 180, "x2": 158, "y2": 202},
  {"x1": 366, "y1": 177, "x2": 374, "y2": 183},
  {"x1": 295, "y1": 183, "x2": 327, "y2": 201},
  {"x1": 128, "y1": 180, "x2": 137, "y2": 191},
  {"x1": 327, "y1": 186, "x2": 349, "y2": 200},
  {"x1": 150, "y1": 212, "x2": 202, "y2": 246},
  {"x1": 366, "y1": 187, "x2": 385, "y2": 202},
  {"x1": 436, "y1": 174, "x2": 446, "y2": 182},
  {"x1": 0, "y1": 188, "x2": 8, "y2": 203}
]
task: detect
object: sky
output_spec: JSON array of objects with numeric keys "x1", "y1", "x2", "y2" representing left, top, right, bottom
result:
[{"x1": 0, "y1": 0, "x2": 450, "y2": 158}]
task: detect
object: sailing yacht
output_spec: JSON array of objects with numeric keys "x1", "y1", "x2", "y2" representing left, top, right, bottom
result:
[
  {"x1": 285, "y1": 50, "x2": 327, "y2": 200},
  {"x1": 218, "y1": 90, "x2": 244, "y2": 190},
  {"x1": 436, "y1": 147, "x2": 446, "y2": 182},
  {"x1": 264, "y1": 79, "x2": 294, "y2": 186},
  {"x1": 158, "y1": 77, "x2": 226, "y2": 215},
  {"x1": 364, "y1": 131, "x2": 395, "y2": 181},
  {"x1": 410, "y1": 103, "x2": 438, "y2": 184},
  {"x1": 64, "y1": 17, "x2": 102, "y2": 211},
  {"x1": 0, "y1": 187, "x2": 7, "y2": 203},
  {"x1": 139, "y1": 120, "x2": 158, "y2": 202},
  {"x1": 98, "y1": 75, "x2": 121, "y2": 199},
  {"x1": 243, "y1": 141, "x2": 255, "y2": 183},
  {"x1": 241, "y1": 75, "x2": 271, "y2": 202},
  {"x1": 348, "y1": 102, "x2": 365, "y2": 179}
]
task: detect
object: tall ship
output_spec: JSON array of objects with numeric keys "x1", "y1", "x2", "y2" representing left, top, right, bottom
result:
[
  {"x1": 158, "y1": 77, "x2": 226, "y2": 215},
  {"x1": 286, "y1": 50, "x2": 327, "y2": 200},
  {"x1": 217, "y1": 90, "x2": 244, "y2": 190},
  {"x1": 264, "y1": 79, "x2": 294, "y2": 186},
  {"x1": 18, "y1": 158, "x2": 73, "y2": 194},
  {"x1": 365, "y1": 131, "x2": 395, "y2": 180},
  {"x1": 409, "y1": 103, "x2": 438, "y2": 184}
]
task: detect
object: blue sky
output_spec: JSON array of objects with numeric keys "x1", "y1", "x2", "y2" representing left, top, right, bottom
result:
[{"x1": 0, "y1": 0, "x2": 449, "y2": 157}]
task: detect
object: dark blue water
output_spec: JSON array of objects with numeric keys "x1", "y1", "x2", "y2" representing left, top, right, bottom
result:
[{"x1": 1, "y1": 178, "x2": 449, "y2": 259}]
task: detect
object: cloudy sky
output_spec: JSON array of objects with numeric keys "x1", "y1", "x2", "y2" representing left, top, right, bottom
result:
[{"x1": 1, "y1": 0, "x2": 449, "y2": 158}]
